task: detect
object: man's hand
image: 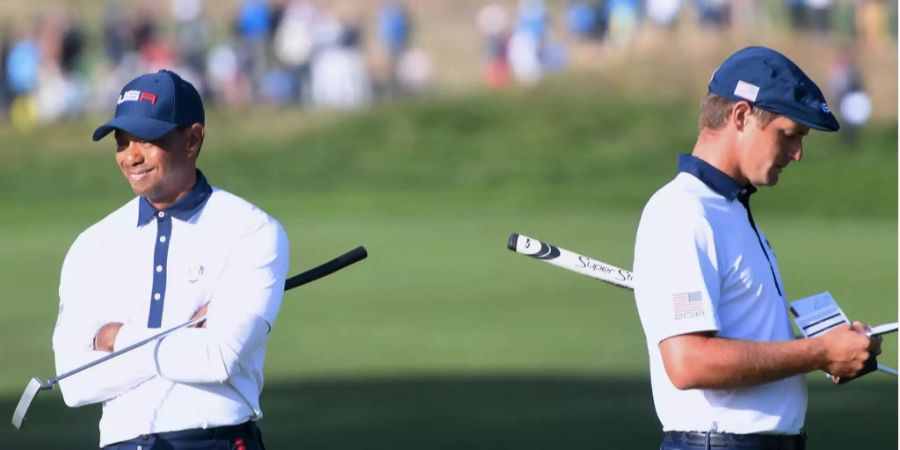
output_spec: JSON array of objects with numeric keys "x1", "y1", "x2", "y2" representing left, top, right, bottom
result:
[
  {"x1": 816, "y1": 321, "x2": 882, "y2": 381},
  {"x1": 190, "y1": 303, "x2": 209, "y2": 328},
  {"x1": 93, "y1": 322, "x2": 124, "y2": 352}
]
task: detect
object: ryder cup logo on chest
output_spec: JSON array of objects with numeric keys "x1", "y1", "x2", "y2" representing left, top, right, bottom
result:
[
  {"x1": 117, "y1": 90, "x2": 158, "y2": 105},
  {"x1": 187, "y1": 264, "x2": 205, "y2": 284}
]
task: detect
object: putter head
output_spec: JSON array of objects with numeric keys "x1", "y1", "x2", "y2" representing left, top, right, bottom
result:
[{"x1": 11, "y1": 377, "x2": 50, "y2": 430}]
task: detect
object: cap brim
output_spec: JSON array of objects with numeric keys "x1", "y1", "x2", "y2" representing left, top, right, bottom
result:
[
  {"x1": 791, "y1": 115, "x2": 841, "y2": 132},
  {"x1": 92, "y1": 116, "x2": 179, "y2": 142}
]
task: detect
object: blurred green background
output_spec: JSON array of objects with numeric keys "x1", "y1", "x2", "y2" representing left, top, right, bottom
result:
[
  {"x1": 0, "y1": 1, "x2": 896, "y2": 448},
  {"x1": 1, "y1": 75, "x2": 896, "y2": 448}
]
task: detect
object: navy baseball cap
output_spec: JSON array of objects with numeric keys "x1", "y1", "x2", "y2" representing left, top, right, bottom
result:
[
  {"x1": 708, "y1": 46, "x2": 839, "y2": 132},
  {"x1": 92, "y1": 69, "x2": 205, "y2": 141}
]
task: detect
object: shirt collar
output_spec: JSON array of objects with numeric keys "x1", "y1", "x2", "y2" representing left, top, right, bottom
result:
[
  {"x1": 677, "y1": 154, "x2": 756, "y2": 202},
  {"x1": 137, "y1": 170, "x2": 213, "y2": 226}
]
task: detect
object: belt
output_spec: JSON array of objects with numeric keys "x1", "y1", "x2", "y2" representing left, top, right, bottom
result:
[
  {"x1": 135, "y1": 421, "x2": 258, "y2": 441},
  {"x1": 663, "y1": 431, "x2": 806, "y2": 450}
]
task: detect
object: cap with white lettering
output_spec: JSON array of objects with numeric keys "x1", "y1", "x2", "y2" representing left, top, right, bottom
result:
[
  {"x1": 92, "y1": 70, "x2": 205, "y2": 142},
  {"x1": 708, "y1": 46, "x2": 840, "y2": 132}
]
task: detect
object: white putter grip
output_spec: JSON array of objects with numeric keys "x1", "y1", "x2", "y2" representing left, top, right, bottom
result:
[{"x1": 508, "y1": 233, "x2": 634, "y2": 290}]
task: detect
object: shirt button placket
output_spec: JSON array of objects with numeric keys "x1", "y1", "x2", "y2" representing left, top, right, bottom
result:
[{"x1": 148, "y1": 211, "x2": 171, "y2": 328}]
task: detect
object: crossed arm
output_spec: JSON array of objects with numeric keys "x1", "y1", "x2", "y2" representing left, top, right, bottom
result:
[{"x1": 53, "y1": 219, "x2": 288, "y2": 407}]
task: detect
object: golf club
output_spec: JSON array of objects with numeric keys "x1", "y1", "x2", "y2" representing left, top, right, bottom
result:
[
  {"x1": 507, "y1": 232, "x2": 634, "y2": 290},
  {"x1": 12, "y1": 245, "x2": 367, "y2": 430},
  {"x1": 507, "y1": 232, "x2": 896, "y2": 379}
]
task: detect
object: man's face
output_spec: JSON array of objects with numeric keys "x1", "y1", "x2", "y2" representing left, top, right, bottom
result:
[
  {"x1": 737, "y1": 114, "x2": 809, "y2": 186},
  {"x1": 114, "y1": 126, "x2": 200, "y2": 208}
]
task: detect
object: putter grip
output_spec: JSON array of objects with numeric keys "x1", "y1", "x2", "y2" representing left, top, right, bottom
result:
[{"x1": 284, "y1": 246, "x2": 367, "y2": 290}]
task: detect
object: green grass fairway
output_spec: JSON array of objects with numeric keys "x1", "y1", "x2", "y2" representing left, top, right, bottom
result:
[{"x1": 0, "y1": 80, "x2": 895, "y2": 448}]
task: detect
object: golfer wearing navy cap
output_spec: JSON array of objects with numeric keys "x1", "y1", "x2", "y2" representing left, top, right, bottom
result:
[
  {"x1": 53, "y1": 70, "x2": 288, "y2": 449},
  {"x1": 632, "y1": 47, "x2": 881, "y2": 450}
]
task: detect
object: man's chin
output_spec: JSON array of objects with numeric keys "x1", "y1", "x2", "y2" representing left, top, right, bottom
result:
[
  {"x1": 754, "y1": 170, "x2": 781, "y2": 187},
  {"x1": 128, "y1": 183, "x2": 157, "y2": 200}
]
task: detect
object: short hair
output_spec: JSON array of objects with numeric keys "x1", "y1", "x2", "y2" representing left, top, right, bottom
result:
[{"x1": 699, "y1": 93, "x2": 778, "y2": 130}]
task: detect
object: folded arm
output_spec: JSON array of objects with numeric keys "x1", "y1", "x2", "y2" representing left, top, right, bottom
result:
[
  {"x1": 53, "y1": 237, "x2": 158, "y2": 407},
  {"x1": 153, "y1": 217, "x2": 289, "y2": 383}
]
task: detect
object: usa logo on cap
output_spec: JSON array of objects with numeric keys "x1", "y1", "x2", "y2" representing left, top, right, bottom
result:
[{"x1": 117, "y1": 90, "x2": 158, "y2": 105}]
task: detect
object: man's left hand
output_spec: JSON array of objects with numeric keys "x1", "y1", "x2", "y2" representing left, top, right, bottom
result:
[{"x1": 190, "y1": 303, "x2": 208, "y2": 328}]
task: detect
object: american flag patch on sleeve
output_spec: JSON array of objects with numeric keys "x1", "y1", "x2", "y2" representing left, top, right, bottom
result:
[{"x1": 673, "y1": 291, "x2": 704, "y2": 319}]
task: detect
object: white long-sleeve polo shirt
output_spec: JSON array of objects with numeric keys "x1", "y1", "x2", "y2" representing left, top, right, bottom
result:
[{"x1": 52, "y1": 171, "x2": 289, "y2": 447}]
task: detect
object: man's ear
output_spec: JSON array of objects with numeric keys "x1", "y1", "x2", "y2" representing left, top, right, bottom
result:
[
  {"x1": 186, "y1": 123, "x2": 205, "y2": 159},
  {"x1": 730, "y1": 101, "x2": 753, "y2": 132}
]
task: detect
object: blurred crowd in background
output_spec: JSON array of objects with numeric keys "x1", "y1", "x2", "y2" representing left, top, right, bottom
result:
[{"x1": 0, "y1": 0, "x2": 895, "y2": 134}]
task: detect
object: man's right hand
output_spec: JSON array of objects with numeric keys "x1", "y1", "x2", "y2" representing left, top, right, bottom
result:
[
  {"x1": 817, "y1": 321, "x2": 882, "y2": 379},
  {"x1": 93, "y1": 322, "x2": 124, "y2": 352}
]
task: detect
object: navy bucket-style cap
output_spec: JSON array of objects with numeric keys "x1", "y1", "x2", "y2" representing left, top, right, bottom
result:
[
  {"x1": 708, "y1": 46, "x2": 840, "y2": 132},
  {"x1": 93, "y1": 69, "x2": 205, "y2": 141}
]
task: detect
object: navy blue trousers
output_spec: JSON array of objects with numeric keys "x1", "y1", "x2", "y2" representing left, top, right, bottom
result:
[
  {"x1": 660, "y1": 431, "x2": 806, "y2": 450},
  {"x1": 103, "y1": 421, "x2": 265, "y2": 450}
]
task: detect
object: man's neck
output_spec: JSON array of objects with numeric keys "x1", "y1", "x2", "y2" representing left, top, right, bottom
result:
[
  {"x1": 147, "y1": 175, "x2": 198, "y2": 211},
  {"x1": 691, "y1": 130, "x2": 748, "y2": 185}
]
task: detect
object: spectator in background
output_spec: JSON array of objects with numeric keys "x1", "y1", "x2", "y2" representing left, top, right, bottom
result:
[
  {"x1": 606, "y1": 0, "x2": 641, "y2": 46},
  {"x1": 6, "y1": 23, "x2": 40, "y2": 130},
  {"x1": 378, "y1": 0, "x2": 412, "y2": 94},
  {"x1": 856, "y1": 0, "x2": 888, "y2": 51},
  {"x1": 785, "y1": 0, "x2": 808, "y2": 29},
  {"x1": 206, "y1": 41, "x2": 252, "y2": 107},
  {"x1": 273, "y1": 1, "x2": 319, "y2": 104},
  {"x1": 172, "y1": 0, "x2": 209, "y2": 94},
  {"x1": 567, "y1": 1, "x2": 601, "y2": 38},
  {"x1": 476, "y1": 3, "x2": 511, "y2": 90},
  {"x1": 0, "y1": 25, "x2": 13, "y2": 116},
  {"x1": 236, "y1": 0, "x2": 272, "y2": 100},
  {"x1": 828, "y1": 47, "x2": 870, "y2": 141},
  {"x1": 696, "y1": 0, "x2": 730, "y2": 29},
  {"x1": 645, "y1": 0, "x2": 682, "y2": 30},
  {"x1": 102, "y1": 1, "x2": 132, "y2": 67},
  {"x1": 133, "y1": 7, "x2": 176, "y2": 72},
  {"x1": 508, "y1": 0, "x2": 548, "y2": 85},
  {"x1": 310, "y1": 10, "x2": 372, "y2": 110},
  {"x1": 34, "y1": 11, "x2": 89, "y2": 124},
  {"x1": 59, "y1": 13, "x2": 85, "y2": 75},
  {"x1": 805, "y1": 0, "x2": 833, "y2": 35},
  {"x1": 7, "y1": 25, "x2": 39, "y2": 100}
]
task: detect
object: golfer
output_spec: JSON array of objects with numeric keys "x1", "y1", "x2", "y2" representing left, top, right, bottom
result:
[
  {"x1": 632, "y1": 47, "x2": 882, "y2": 450},
  {"x1": 52, "y1": 70, "x2": 288, "y2": 449}
]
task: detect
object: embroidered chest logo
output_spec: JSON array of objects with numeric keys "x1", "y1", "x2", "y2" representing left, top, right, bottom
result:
[{"x1": 187, "y1": 264, "x2": 205, "y2": 284}]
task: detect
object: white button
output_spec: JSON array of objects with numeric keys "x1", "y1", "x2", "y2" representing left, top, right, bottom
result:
[
  {"x1": 156, "y1": 265, "x2": 163, "y2": 272},
  {"x1": 158, "y1": 211, "x2": 165, "y2": 218},
  {"x1": 159, "y1": 236, "x2": 167, "y2": 243},
  {"x1": 153, "y1": 293, "x2": 161, "y2": 300}
]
